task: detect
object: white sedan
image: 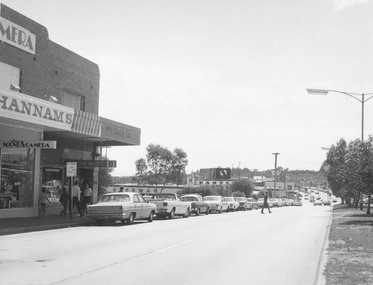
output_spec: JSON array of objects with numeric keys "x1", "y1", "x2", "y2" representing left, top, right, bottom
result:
[
  {"x1": 224, "y1": 197, "x2": 239, "y2": 212},
  {"x1": 87, "y1": 192, "x2": 157, "y2": 225},
  {"x1": 203, "y1": 196, "x2": 229, "y2": 213}
]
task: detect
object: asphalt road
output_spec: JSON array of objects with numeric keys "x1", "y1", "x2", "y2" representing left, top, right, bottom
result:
[{"x1": 0, "y1": 202, "x2": 332, "y2": 285}]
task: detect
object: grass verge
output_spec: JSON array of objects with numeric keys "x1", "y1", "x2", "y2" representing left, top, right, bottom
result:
[{"x1": 324, "y1": 204, "x2": 373, "y2": 285}]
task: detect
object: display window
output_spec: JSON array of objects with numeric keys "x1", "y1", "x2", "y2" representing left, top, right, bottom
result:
[
  {"x1": 0, "y1": 148, "x2": 35, "y2": 209},
  {"x1": 42, "y1": 167, "x2": 63, "y2": 202}
]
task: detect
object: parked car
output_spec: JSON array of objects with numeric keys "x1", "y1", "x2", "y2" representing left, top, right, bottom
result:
[
  {"x1": 246, "y1": 198, "x2": 259, "y2": 210},
  {"x1": 203, "y1": 196, "x2": 229, "y2": 213},
  {"x1": 149, "y1": 193, "x2": 191, "y2": 219},
  {"x1": 180, "y1": 194, "x2": 209, "y2": 215},
  {"x1": 293, "y1": 200, "x2": 302, "y2": 206},
  {"x1": 257, "y1": 198, "x2": 264, "y2": 208},
  {"x1": 87, "y1": 192, "x2": 157, "y2": 225},
  {"x1": 235, "y1": 197, "x2": 249, "y2": 211},
  {"x1": 269, "y1": 198, "x2": 279, "y2": 207},
  {"x1": 313, "y1": 199, "x2": 323, "y2": 206},
  {"x1": 224, "y1": 197, "x2": 239, "y2": 212}
]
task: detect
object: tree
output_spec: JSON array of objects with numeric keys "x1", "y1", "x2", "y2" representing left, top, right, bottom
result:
[
  {"x1": 230, "y1": 179, "x2": 255, "y2": 197},
  {"x1": 146, "y1": 144, "x2": 172, "y2": 185},
  {"x1": 321, "y1": 139, "x2": 350, "y2": 203},
  {"x1": 169, "y1": 148, "x2": 188, "y2": 185},
  {"x1": 321, "y1": 137, "x2": 373, "y2": 214},
  {"x1": 135, "y1": 144, "x2": 188, "y2": 185},
  {"x1": 98, "y1": 157, "x2": 114, "y2": 199},
  {"x1": 135, "y1": 158, "x2": 147, "y2": 184}
]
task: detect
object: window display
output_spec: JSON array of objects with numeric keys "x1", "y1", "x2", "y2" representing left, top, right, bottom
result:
[
  {"x1": 0, "y1": 148, "x2": 35, "y2": 209},
  {"x1": 42, "y1": 167, "x2": 63, "y2": 203}
]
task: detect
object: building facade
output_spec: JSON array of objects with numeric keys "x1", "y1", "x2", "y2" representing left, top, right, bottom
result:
[{"x1": 0, "y1": 4, "x2": 140, "y2": 218}]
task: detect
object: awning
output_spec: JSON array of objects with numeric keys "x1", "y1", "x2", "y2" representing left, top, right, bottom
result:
[
  {"x1": 94, "y1": 117, "x2": 141, "y2": 146},
  {"x1": 71, "y1": 110, "x2": 101, "y2": 137}
]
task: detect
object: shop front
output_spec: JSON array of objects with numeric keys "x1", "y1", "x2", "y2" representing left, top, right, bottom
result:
[{"x1": 0, "y1": 88, "x2": 102, "y2": 218}]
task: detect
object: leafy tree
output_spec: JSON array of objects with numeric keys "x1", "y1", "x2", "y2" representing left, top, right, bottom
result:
[
  {"x1": 321, "y1": 139, "x2": 349, "y2": 202},
  {"x1": 232, "y1": 191, "x2": 245, "y2": 197},
  {"x1": 135, "y1": 158, "x2": 147, "y2": 184},
  {"x1": 145, "y1": 144, "x2": 172, "y2": 185},
  {"x1": 135, "y1": 144, "x2": 188, "y2": 185},
  {"x1": 230, "y1": 179, "x2": 255, "y2": 197},
  {"x1": 98, "y1": 157, "x2": 114, "y2": 199},
  {"x1": 321, "y1": 137, "x2": 373, "y2": 213},
  {"x1": 169, "y1": 148, "x2": 188, "y2": 185}
]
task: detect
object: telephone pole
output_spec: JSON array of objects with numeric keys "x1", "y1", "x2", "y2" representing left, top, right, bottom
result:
[{"x1": 272, "y1": 152, "x2": 280, "y2": 198}]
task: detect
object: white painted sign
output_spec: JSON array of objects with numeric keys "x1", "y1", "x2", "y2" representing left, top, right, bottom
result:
[
  {"x1": 0, "y1": 89, "x2": 74, "y2": 131},
  {"x1": 66, "y1": 162, "x2": 77, "y2": 177},
  {"x1": 0, "y1": 17, "x2": 36, "y2": 55}
]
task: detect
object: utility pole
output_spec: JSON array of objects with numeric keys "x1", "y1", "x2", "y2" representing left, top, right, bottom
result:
[
  {"x1": 272, "y1": 152, "x2": 280, "y2": 198},
  {"x1": 239, "y1": 161, "x2": 241, "y2": 179}
]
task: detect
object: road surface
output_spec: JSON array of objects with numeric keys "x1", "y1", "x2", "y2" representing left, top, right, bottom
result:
[{"x1": 0, "y1": 203, "x2": 331, "y2": 285}]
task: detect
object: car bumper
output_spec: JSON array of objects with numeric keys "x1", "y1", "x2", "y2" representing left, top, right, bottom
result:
[{"x1": 88, "y1": 213, "x2": 126, "y2": 221}]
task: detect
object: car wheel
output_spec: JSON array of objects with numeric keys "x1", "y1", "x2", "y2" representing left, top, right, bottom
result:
[
  {"x1": 148, "y1": 211, "x2": 154, "y2": 222},
  {"x1": 195, "y1": 208, "x2": 200, "y2": 216},
  {"x1": 95, "y1": 219, "x2": 104, "y2": 226},
  {"x1": 184, "y1": 208, "x2": 190, "y2": 218},
  {"x1": 218, "y1": 207, "x2": 222, "y2": 213},
  {"x1": 127, "y1": 213, "x2": 135, "y2": 225},
  {"x1": 206, "y1": 207, "x2": 209, "y2": 215},
  {"x1": 169, "y1": 209, "x2": 175, "y2": 219}
]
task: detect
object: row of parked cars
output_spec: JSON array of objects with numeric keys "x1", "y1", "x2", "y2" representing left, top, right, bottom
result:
[
  {"x1": 257, "y1": 197, "x2": 302, "y2": 208},
  {"x1": 86, "y1": 192, "x2": 301, "y2": 225}
]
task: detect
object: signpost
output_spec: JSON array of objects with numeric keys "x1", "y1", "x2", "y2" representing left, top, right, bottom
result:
[{"x1": 66, "y1": 162, "x2": 77, "y2": 221}]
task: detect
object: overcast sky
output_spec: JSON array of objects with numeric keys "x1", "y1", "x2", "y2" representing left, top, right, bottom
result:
[{"x1": 3, "y1": 0, "x2": 373, "y2": 176}]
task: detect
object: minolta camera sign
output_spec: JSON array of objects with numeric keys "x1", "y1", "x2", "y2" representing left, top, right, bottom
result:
[{"x1": 0, "y1": 17, "x2": 36, "y2": 54}]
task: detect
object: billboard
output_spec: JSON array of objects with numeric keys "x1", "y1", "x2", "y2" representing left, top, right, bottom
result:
[{"x1": 210, "y1": 168, "x2": 231, "y2": 180}]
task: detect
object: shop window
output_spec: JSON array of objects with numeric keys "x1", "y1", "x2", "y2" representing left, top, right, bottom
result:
[
  {"x1": 0, "y1": 148, "x2": 35, "y2": 209},
  {"x1": 0, "y1": 62, "x2": 20, "y2": 92},
  {"x1": 42, "y1": 167, "x2": 63, "y2": 203}
]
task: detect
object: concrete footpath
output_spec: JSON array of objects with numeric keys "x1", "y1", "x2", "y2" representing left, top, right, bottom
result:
[{"x1": 0, "y1": 213, "x2": 95, "y2": 236}]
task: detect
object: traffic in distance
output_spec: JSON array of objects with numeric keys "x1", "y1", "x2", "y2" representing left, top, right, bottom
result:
[{"x1": 87, "y1": 192, "x2": 312, "y2": 225}]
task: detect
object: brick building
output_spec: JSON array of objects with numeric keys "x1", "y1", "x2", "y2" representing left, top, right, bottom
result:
[{"x1": 0, "y1": 4, "x2": 141, "y2": 218}]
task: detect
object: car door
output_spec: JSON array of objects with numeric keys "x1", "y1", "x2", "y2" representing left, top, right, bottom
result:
[
  {"x1": 133, "y1": 194, "x2": 143, "y2": 219},
  {"x1": 137, "y1": 194, "x2": 150, "y2": 218}
]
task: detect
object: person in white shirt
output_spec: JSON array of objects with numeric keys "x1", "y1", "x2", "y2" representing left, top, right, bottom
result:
[
  {"x1": 72, "y1": 181, "x2": 83, "y2": 216},
  {"x1": 82, "y1": 184, "x2": 93, "y2": 212}
]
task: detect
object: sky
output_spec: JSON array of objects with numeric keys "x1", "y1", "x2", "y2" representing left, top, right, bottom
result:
[{"x1": 3, "y1": 0, "x2": 373, "y2": 176}]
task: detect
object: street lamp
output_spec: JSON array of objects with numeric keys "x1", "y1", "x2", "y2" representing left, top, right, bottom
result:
[
  {"x1": 306, "y1": 89, "x2": 373, "y2": 142},
  {"x1": 307, "y1": 88, "x2": 373, "y2": 210}
]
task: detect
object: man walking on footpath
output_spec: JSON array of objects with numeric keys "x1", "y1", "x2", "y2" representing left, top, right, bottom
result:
[
  {"x1": 72, "y1": 181, "x2": 83, "y2": 217},
  {"x1": 261, "y1": 192, "x2": 272, "y2": 214}
]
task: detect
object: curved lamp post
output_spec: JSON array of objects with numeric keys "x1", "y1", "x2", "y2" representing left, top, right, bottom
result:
[{"x1": 307, "y1": 88, "x2": 373, "y2": 210}]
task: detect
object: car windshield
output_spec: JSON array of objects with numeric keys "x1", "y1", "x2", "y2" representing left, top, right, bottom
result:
[
  {"x1": 204, "y1": 197, "x2": 219, "y2": 201},
  {"x1": 152, "y1": 194, "x2": 176, "y2": 200},
  {"x1": 181, "y1": 196, "x2": 198, "y2": 202},
  {"x1": 99, "y1": 194, "x2": 130, "y2": 203}
]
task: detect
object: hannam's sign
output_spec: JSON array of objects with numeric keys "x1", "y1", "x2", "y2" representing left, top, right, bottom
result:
[
  {"x1": 0, "y1": 89, "x2": 74, "y2": 131},
  {"x1": 0, "y1": 17, "x2": 36, "y2": 55}
]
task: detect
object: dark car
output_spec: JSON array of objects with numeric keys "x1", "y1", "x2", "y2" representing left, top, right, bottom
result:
[{"x1": 181, "y1": 194, "x2": 209, "y2": 215}]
